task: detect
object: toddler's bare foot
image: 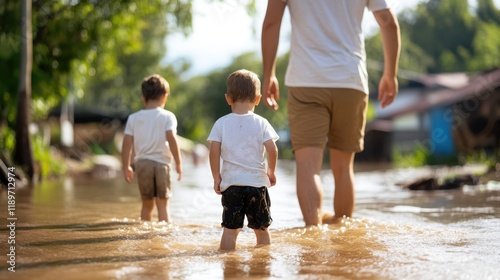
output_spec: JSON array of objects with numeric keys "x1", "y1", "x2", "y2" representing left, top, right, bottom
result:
[{"x1": 321, "y1": 212, "x2": 343, "y2": 224}]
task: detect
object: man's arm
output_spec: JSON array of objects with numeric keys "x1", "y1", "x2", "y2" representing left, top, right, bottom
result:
[
  {"x1": 261, "y1": 0, "x2": 286, "y2": 110},
  {"x1": 374, "y1": 8, "x2": 401, "y2": 109},
  {"x1": 166, "y1": 130, "x2": 183, "y2": 181}
]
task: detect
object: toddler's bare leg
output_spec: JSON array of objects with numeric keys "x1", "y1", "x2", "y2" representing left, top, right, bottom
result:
[
  {"x1": 156, "y1": 198, "x2": 170, "y2": 222},
  {"x1": 141, "y1": 199, "x2": 155, "y2": 221},
  {"x1": 220, "y1": 228, "x2": 240, "y2": 250},
  {"x1": 253, "y1": 228, "x2": 271, "y2": 247}
]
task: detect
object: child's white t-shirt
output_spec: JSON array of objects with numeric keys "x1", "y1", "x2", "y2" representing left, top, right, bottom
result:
[
  {"x1": 207, "y1": 112, "x2": 279, "y2": 192},
  {"x1": 124, "y1": 108, "x2": 177, "y2": 165}
]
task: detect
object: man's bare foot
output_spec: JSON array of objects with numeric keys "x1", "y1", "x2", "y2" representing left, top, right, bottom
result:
[{"x1": 321, "y1": 212, "x2": 343, "y2": 224}]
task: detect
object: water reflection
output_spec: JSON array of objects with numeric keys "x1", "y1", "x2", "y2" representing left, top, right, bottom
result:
[
  {"x1": 0, "y1": 161, "x2": 499, "y2": 279},
  {"x1": 221, "y1": 248, "x2": 272, "y2": 279}
]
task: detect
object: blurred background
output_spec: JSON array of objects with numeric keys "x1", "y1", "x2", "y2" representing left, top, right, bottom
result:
[
  {"x1": 2, "y1": 3, "x2": 499, "y2": 279},
  {"x1": 1, "y1": 0, "x2": 499, "y2": 183}
]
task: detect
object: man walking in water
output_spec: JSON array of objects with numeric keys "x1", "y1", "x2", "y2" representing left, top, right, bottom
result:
[{"x1": 261, "y1": 0, "x2": 400, "y2": 225}]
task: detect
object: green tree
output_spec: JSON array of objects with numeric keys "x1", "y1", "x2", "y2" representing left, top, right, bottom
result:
[
  {"x1": 0, "y1": 0, "x2": 193, "y2": 180},
  {"x1": 399, "y1": 0, "x2": 500, "y2": 73},
  {"x1": 0, "y1": 0, "x2": 259, "y2": 180},
  {"x1": 1, "y1": 1, "x2": 194, "y2": 124},
  {"x1": 365, "y1": 30, "x2": 433, "y2": 89},
  {"x1": 409, "y1": 0, "x2": 475, "y2": 72},
  {"x1": 78, "y1": 2, "x2": 193, "y2": 113},
  {"x1": 14, "y1": 0, "x2": 34, "y2": 179},
  {"x1": 172, "y1": 51, "x2": 290, "y2": 143},
  {"x1": 477, "y1": 0, "x2": 500, "y2": 24},
  {"x1": 468, "y1": 0, "x2": 500, "y2": 71},
  {"x1": 468, "y1": 22, "x2": 500, "y2": 70}
]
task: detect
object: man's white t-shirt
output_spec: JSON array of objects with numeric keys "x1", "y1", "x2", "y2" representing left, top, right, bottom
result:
[
  {"x1": 124, "y1": 108, "x2": 177, "y2": 165},
  {"x1": 207, "y1": 112, "x2": 279, "y2": 192},
  {"x1": 282, "y1": 0, "x2": 390, "y2": 94}
]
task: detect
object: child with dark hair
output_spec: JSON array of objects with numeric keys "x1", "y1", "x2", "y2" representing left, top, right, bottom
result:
[{"x1": 122, "y1": 74, "x2": 182, "y2": 222}]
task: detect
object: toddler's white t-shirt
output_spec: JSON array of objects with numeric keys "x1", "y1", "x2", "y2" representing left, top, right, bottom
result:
[
  {"x1": 124, "y1": 108, "x2": 177, "y2": 165},
  {"x1": 208, "y1": 112, "x2": 279, "y2": 192}
]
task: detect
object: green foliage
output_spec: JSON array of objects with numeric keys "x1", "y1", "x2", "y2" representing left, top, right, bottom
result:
[
  {"x1": 392, "y1": 141, "x2": 465, "y2": 167},
  {"x1": 477, "y1": 0, "x2": 500, "y2": 24},
  {"x1": 170, "y1": 75, "x2": 217, "y2": 141},
  {"x1": 78, "y1": 1, "x2": 193, "y2": 113},
  {"x1": 256, "y1": 52, "x2": 290, "y2": 131},
  {"x1": 408, "y1": 0, "x2": 475, "y2": 72},
  {"x1": 0, "y1": 0, "x2": 194, "y2": 127},
  {"x1": 399, "y1": 0, "x2": 500, "y2": 74},
  {"x1": 468, "y1": 22, "x2": 500, "y2": 70},
  {"x1": 90, "y1": 144, "x2": 107, "y2": 155},
  {"x1": 32, "y1": 135, "x2": 66, "y2": 179},
  {"x1": 171, "y1": 51, "x2": 290, "y2": 143},
  {"x1": 459, "y1": 149, "x2": 499, "y2": 171},
  {"x1": 392, "y1": 143, "x2": 431, "y2": 168},
  {"x1": 0, "y1": 33, "x2": 20, "y2": 127},
  {"x1": 2, "y1": 0, "x2": 500, "y2": 173},
  {"x1": 365, "y1": 30, "x2": 433, "y2": 88},
  {"x1": 173, "y1": 0, "x2": 500, "y2": 159},
  {"x1": 0, "y1": 126, "x2": 15, "y2": 153},
  {"x1": 366, "y1": 102, "x2": 376, "y2": 122}
]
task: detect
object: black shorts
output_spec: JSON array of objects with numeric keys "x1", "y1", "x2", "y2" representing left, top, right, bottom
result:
[{"x1": 221, "y1": 186, "x2": 272, "y2": 230}]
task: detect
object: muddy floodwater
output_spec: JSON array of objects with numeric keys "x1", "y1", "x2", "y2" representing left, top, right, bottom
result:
[{"x1": 1, "y1": 160, "x2": 499, "y2": 280}]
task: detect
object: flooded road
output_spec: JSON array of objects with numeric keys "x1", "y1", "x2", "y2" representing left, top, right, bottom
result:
[{"x1": 1, "y1": 160, "x2": 499, "y2": 279}]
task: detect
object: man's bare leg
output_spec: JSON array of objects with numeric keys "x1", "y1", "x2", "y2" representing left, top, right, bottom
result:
[
  {"x1": 328, "y1": 148, "x2": 355, "y2": 221},
  {"x1": 294, "y1": 147, "x2": 324, "y2": 226}
]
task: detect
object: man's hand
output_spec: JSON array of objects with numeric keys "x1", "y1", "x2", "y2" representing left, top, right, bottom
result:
[
  {"x1": 378, "y1": 74, "x2": 398, "y2": 109},
  {"x1": 263, "y1": 76, "x2": 280, "y2": 110}
]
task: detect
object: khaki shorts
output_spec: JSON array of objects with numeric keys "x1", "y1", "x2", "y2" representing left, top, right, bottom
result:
[
  {"x1": 135, "y1": 159, "x2": 172, "y2": 200},
  {"x1": 287, "y1": 87, "x2": 368, "y2": 152}
]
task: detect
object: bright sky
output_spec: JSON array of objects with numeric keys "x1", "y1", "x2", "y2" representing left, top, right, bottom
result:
[{"x1": 163, "y1": 0, "x2": 498, "y2": 78}]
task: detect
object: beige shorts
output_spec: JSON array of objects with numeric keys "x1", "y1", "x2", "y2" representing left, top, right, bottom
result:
[
  {"x1": 135, "y1": 159, "x2": 172, "y2": 200},
  {"x1": 287, "y1": 87, "x2": 368, "y2": 152}
]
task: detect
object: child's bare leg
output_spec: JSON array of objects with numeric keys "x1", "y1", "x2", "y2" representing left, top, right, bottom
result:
[
  {"x1": 253, "y1": 228, "x2": 271, "y2": 247},
  {"x1": 141, "y1": 199, "x2": 155, "y2": 221},
  {"x1": 156, "y1": 198, "x2": 170, "y2": 222},
  {"x1": 220, "y1": 227, "x2": 240, "y2": 250}
]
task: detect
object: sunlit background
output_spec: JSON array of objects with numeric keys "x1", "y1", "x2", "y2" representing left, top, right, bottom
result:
[{"x1": 1, "y1": 0, "x2": 499, "y2": 279}]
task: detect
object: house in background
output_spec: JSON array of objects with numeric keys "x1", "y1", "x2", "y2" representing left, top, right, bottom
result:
[
  {"x1": 46, "y1": 105, "x2": 200, "y2": 163},
  {"x1": 358, "y1": 68, "x2": 500, "y2": 162}
]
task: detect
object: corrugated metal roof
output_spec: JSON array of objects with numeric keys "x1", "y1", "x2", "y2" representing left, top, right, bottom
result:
[{"x1": 374, "y1": 69, "x2": 500, "y2": 120}]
